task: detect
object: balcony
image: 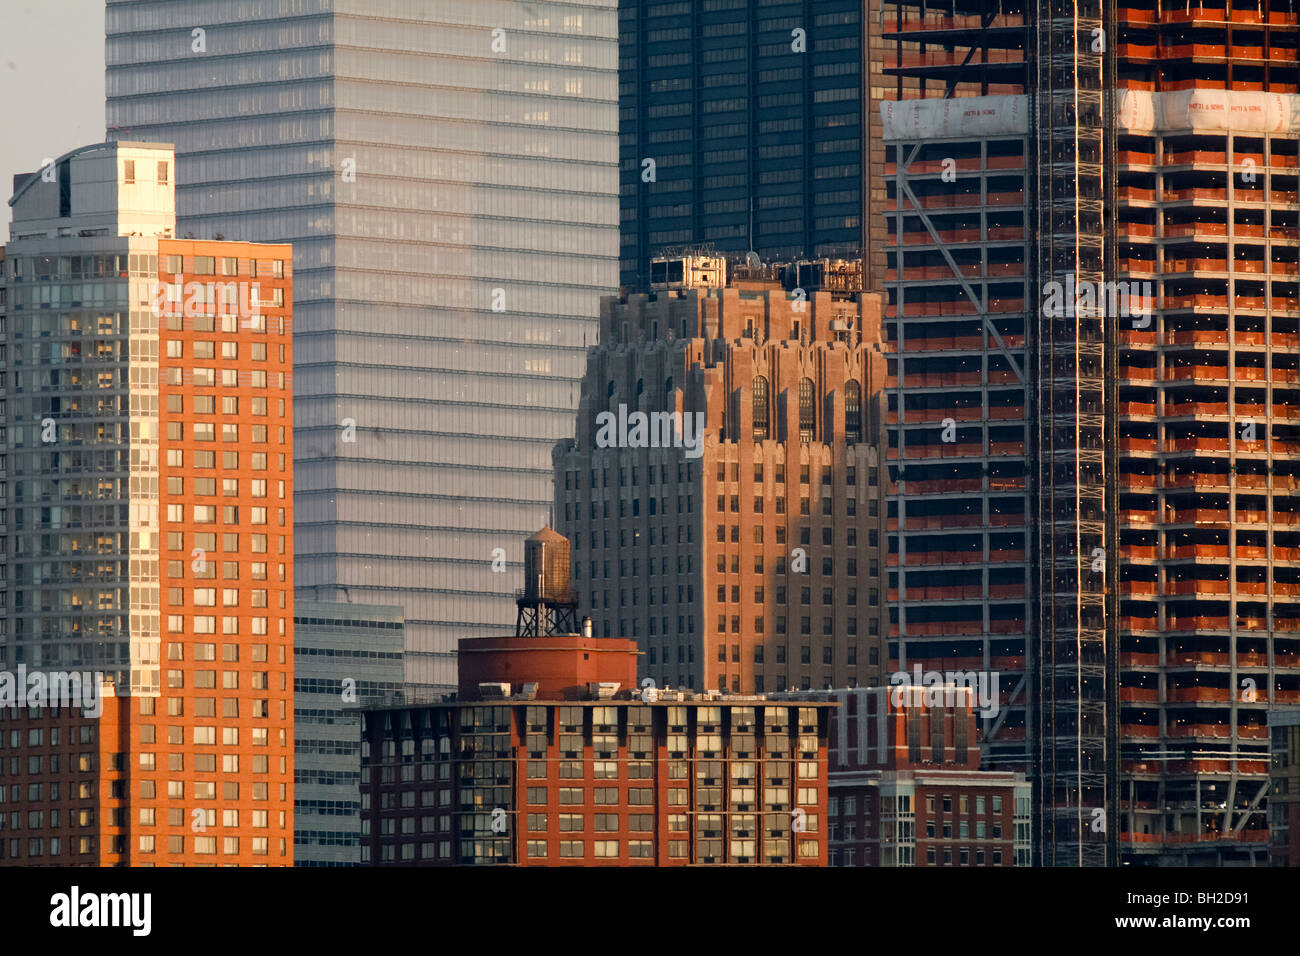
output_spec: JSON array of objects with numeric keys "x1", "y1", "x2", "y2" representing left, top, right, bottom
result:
[
  {"x1": 1167, "y1": 723, "x2": 1233, "y2": 738},
  {"x1": 1119, "y1": 436, "x2": 1158, "y2": 453},
  {"x1": 1166, "y1": 507, "x2": 1229, "y2": 523},
  {"x1": 1118, "y1": 222, "x2": 1157, "y2": 238},
  {"x1": 1120, "y1": 616, "x2": 1160, "y2": 632},
  {"x1": 1120, "y1": 652, "x2": 1159, "y2": 666},
  {"x1": 1165, "y1": 579, "x2": 1230, "y2": 595},
  {"x1": 1164, "y1": 364, "x2": 1222, "y2": 382},
  {"x1": 1166, "y1": 543, "x2": 1228, "y2": 559},
  {"x1": 1168, "y1": 651, "x2": 1228, "y2": 665},
  {"x1": 1166, "y1": 686, "x2": 1231, "y2": 703},
  {"x1": 1164, "y1": 222, "x2": 1227, "y2": 238},
  {"x1": 1121, "y1": 581, "x2": 1159, "y2": 596},
  {"x1": 1167, "y1": 615, "x2": 1230, "y2": 630},
  {"x1": 1163, "y1": 439, "x2": 1230, "y2": 455},
  {"x1": 1117, "y1": 148, "x2": 1157, "y2": 164},
  {"x1": 1118, "y1": 330, "x2": 1157, "y2": 347},
  {"x1": 1163, "y1": 150, "x2": 1228, "y2": 165},
  {"x1": 1164, "y1": 400, "x2": 1229, "y2": 417},
  {"x1": 1121, "y1": 724, "x2": 1160, "y2": 738},
  {"x1": 1120, "y1": 687, "x2": 1159, "y2": 702}
]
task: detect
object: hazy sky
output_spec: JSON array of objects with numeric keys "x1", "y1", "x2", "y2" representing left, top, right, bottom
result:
[{"x1": 0, "y1": 1, "x2": 106, "y2": 242}]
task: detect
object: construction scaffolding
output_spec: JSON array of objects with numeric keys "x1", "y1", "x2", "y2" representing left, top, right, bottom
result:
[
  {"x1": 882, "y1": 0, "x2": 1036, "y2": 804},
  {"x1": 1114, "y1": 0, "x2": 1300, "y2": 865},
  {"x1": 882, "y1": 0, "x2": 1297, "y2": 866}
]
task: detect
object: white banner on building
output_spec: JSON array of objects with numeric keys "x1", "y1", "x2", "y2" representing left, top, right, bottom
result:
[
  {"x1": 1116, "y1": 89, "x2": 1300, "y2": 134},
  {"x1": 880, "y1": 95, "x2": 1030, "y2": 140},
  {"x1": 881, "y1": 89, "x2": 1300, "y2": 141}
]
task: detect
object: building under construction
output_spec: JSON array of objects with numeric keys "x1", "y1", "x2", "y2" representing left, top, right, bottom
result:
[{"x1": 880, "y1": 0, "x2": 1299, "y2": 865}]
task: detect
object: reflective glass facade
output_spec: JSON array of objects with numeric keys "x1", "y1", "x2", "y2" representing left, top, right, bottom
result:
[
  {"x1": 1, "y1": 242, "x2": 149, "y2": 686},
  {"x1": 294, "y1": 599, "x2": 404, "y2": 866},
  {"x1": 106, "y1": 0, "x2": 620, "y2": 689},
  {"x1": 618, "y1": 0, "x2": 867, "y2": 290},
  {"x1": 2, "y1": 142, "x2": 298, "y2": 865}
]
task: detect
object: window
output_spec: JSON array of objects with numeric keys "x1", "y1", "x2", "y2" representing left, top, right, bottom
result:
[
  {"x1": 799, "y1": 378, "x2": 815, "y2": 441},
  {"x1": 752, "y1": 376, "x2": 770, "y2": 441},
  {"x1": 845, "y1": 379, "x2": 862, "y2": 443}
]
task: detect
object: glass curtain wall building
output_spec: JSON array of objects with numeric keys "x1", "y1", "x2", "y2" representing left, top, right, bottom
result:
[
  {"x1": 105, "y1": 0, "x2": 619, "y2": 690},
  {"x1": 618, "y1": 0, "x2": 871, "y2": 291},
  {"x1": 294, "y1": 600, "x2": 404, "y2": 866}
]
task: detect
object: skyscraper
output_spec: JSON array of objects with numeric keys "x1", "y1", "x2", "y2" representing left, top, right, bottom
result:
[
  {"x1": 827, "y1": 685, "x2": 1032, "y2": 867},
  {"x1": 1, "y1": 141, "x2": 295, "y2": 865},
  {"x1": 880, "y1": 0, "x2": 1299, "y2": 865},
  {"x1": 553, "y1": 256, "x2": 891, "y2": 695},
  {"x1": 105, "y1": 0, "x2": 620, "y2": 690},
  {"x1": 617, "y1": 0, "x2": 886, "y2": 290},
  {"x1": 293, "y1": 599, "x2": 404, "y2": 866}
]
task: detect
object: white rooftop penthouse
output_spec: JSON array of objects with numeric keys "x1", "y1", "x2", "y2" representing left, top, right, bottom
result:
[{"x1": 9, "y1": 141, "x2": 176, "y2": 240}]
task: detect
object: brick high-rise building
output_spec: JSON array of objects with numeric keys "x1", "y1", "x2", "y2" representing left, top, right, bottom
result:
[
  {"x1": 0, "y1": 141, "x2": 294, "y2": 865},
  {"x1": 1267, "y1": 707, "x2": 1300, "y2": 866},
  {"x1": 880, "y1": 0, "x2": 1299, "y2": 865},
  {"x1": 554, "y1": 256, "x2": 890, "y2": 698},
  {"x1": 359, "y1": 530, "x2": 835, "y2": 866},
  {"x1": 827, "y1": 685, "x2": 1031, "y2": 866}
]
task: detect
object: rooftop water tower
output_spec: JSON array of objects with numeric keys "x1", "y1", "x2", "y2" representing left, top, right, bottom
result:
[{"x1": 515, "y1": 527, "x2": 579, "y2": 638}]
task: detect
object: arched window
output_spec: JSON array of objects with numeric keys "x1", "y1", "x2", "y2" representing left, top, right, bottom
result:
[
  {"x1": 845, "y1": 379, "x2": 862, "y2": 444},
  {"x1": 799, "y1": 378, "x2": 815, "y2": 443},
  {"x1": 752, "y1": 376, "x2": 770, "y2": 441}
]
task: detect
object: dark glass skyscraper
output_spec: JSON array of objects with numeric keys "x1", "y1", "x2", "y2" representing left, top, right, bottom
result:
[{"x1": 618, "y1": 0, "x2": 875, "y2": 290}]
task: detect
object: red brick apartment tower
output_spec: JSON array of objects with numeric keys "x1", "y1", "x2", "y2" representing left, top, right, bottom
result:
[
  {"x1": 133, "y1": 239, "x2": 295, "y2": 865},
  {"x1": 554, "y1": 258, "x2": 890, "y2": 698},
  {"x1": 0, "y1": 142, "x2": 293, "y2": 865},
  {"x1": 827, "y1": 686, "x2": 1031, "y2": 866},
  {"x1": 359, "y1": 536, "x2": 835, "y2": 867},
  {"x1": 882, "y1": 0, "x2": 1298, "y2": 865},
  {"x1": 1112, "y1": 0, "x2": 1299, "y2": 865}
]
